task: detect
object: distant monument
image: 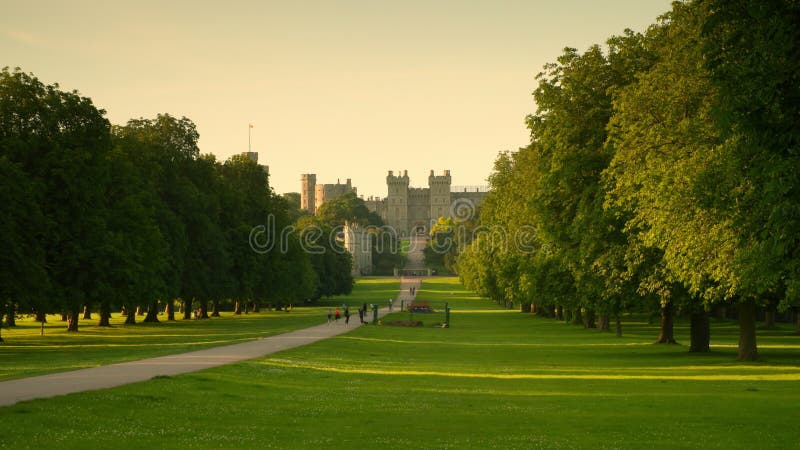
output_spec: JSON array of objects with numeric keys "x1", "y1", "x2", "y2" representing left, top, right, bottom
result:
[{"x1": 301, "y1": 170, "x2": 489, "y2": 237}]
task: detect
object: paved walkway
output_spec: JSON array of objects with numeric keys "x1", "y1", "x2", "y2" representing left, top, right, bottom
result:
[{"x1": 0, "y1": 279, "x2": 421, "y2": 407}]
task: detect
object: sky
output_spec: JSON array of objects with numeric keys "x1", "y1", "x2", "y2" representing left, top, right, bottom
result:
[{"x1": 2, "y1": 0, "x2": 672, "y2": 197}]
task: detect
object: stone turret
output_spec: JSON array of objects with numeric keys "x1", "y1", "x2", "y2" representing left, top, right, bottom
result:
[
  {"x1": 301, "y1": 174, "x2": 317, "y2": 213},
  {"x1": 428, "y1": 169, "x2": 452, "y2": 221},
  {"x1": 386, "y1": 170, "x2": 410, "y2": 235}
]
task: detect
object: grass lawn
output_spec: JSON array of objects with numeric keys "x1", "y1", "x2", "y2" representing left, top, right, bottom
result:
[
  {"x1": 0, "y1": 277, "x2": 399, "y2": 381},
  {"x1": 1, "y1": 277, "x2": 799, "y2": 448}
]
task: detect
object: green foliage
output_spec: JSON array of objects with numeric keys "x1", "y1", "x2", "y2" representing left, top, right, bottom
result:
[
  {"x1": 459, "y1": 1, "x2": 800, "y2": 359},
  {"x1": 0, "y1": 69, "x2": 320, "y2": 329},
  {"x1": 307, "y1": 190, "x2": 399, "y2": 278},
  {"x1": 315, "y1": 191, "x2": 375, "y2": 228},
  {"x1": 0, "y1": 68, "x2": 112, "y2": 330}
]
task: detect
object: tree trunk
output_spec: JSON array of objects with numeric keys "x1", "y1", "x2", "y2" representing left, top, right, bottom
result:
[
  {"x1": 60, "y1": 313, "x2": 67, "y2": 322},
  {"x1": 689, "y1": 310, "x2": 710, "y2": 352},
  {"x1": 66, "y1": 311, "x2": 79, "y2": 332},
  {"x1": 234, "y1": 301, "x2": 242, "y2": 315},
  {"x1": 598, "y1": 314, "x2": 610, "y2": 331},
  {"x1": 198, "y1": 300, "x2": 209, "y2": 319},
  {"x1": 82, "y1": 305, "x2": 92, "y2": 320},
  {"x1": 166, "y1": 300, "x2": 175, "y2": 321},
  {"x1": 520, "y1": 303, "x2": 532, "y2": 313},
  {"x1": 183, "y1": 299, "x2": 193, "y2": 320},
  {"x1": 718, "y1": 306, "x2": 727, "y2": 320},
  {"x1": 124, "y1": 308, "x2": 136, "y2": 325},
  {"x1": 555, "y1": 305, "x2": 564, "y2": 321},
  {"x1": 143, "y1": 301, "x2": 159, "y2": 323},
  {"x1": 135, "y1": 305, "x2": 143, "y2": 316},
  {"x1": 584, "y1": 309, "x2": 596, "y2": 329},
  {"x1": 4, "y1": 304, "x2": 16, "y2": 327},
  {"x1": 796, "y1": 308, "x2": 800, "y2": 335},
  {"x1": 615, "y1": 316, "x2": 622, "y2": 337},
  {"x1": 98, "y1": 301, "x2": 111, "y2": 327},
  {"x1": 252, "y1": 301, "x2": 259, "y2": 313},
  {"x1": 35, "y1": 310, "x2": 47, "y2": 323},
  {"x1": 763, "y1": 309, "x2": 776, "y2": 329},
  {"x1": 211, "y1": 300, "x2": 220, "y2": 317},
  {"x1": 738, "y1": 301, "x2": 758, "y2": 361},
  {"x1": 655, "y1": 301, "x2": 677, "y2": 344},
  {"x1": 571, "y1": 308, "x2": 583, "y2": 326}
]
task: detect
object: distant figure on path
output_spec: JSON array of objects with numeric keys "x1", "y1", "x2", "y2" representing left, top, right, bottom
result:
[
  {"x1": 327, "y1": 308, "x2": 333, "y2": 324},
  {"x1": 389, "y1": 298, "x2": 393, "y2": 311},
  {"x1": 358, "y1": 306, "x2": 365, "y2": 324},
  {"x1": 344, "y1": 306, "x2": 350, "y2": 325},
  {"x1": 335, "y1": 308, "x2": 341, "y2": 322}
]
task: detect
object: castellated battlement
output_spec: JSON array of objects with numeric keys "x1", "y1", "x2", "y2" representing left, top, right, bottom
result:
[
  {"x1": 300, "y1": 169, "x2": 488, "y2": 237},
  {"x1": 300, "y1": 174, "x2": 356, "y2": 214}
]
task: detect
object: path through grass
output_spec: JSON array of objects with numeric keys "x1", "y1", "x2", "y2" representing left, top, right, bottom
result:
[
  {"x1": 0, "y1": 277, "x2": 399, "y2": 381},
  {"x1": 1, "y1": 277, "x2": 798, "y2": 448}
]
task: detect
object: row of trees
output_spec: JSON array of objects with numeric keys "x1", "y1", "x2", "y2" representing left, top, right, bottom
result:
[
  {"x1": 458, "y1": 0, "x2": 799, "y2": 360},
  {"x1": 0, "y1": 68, "x2": 353, "y2": 335}
]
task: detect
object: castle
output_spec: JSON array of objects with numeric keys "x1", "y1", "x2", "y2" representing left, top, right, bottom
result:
[
  {"x1": 301, "y1": 170, "x2": 489, "y2": 237},
  {"x1": 300, "y1": 174, "x2": 357, "y2": 215}
]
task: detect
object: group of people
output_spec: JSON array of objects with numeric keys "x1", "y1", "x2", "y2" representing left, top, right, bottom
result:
[{"x1": 328, "y1": 303, "x2": 372, "y2": 325}]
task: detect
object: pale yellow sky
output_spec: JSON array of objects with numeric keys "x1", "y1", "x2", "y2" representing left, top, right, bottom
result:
[{"x1": 1, "y1": 0, "x2": 672, "y2": 196}]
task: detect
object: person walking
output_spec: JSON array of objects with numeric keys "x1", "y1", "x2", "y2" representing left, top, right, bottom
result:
[
  {"x1": 358, "y1": 305, "x2": 365, "y2": 324},
  {"x1": 327, "y1": 308, "x2": 333, "y2": 324},
  {"x1": 335, "y1": 308, "x2": 341, "y2": 322},
  {"x1": 344, "y1": 306, "x2": 350, "y2": 325},
  {"x1": 389, "y1": 298, "x2": 393, "y2": 311}
]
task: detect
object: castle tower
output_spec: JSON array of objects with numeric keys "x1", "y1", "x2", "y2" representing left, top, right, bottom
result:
[
  {"x1": 301, "y1": 174, "x2": 316, "y2": 213},
  {"x1": 386, "y1": 170, "x2": 410, "y2": 236},
  {"x1": 429, "y1": 169, "x2": 452, "y2": 221}
]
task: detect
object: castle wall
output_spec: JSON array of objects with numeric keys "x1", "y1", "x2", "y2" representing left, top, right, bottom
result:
[
  {"x1": 312, "y1": 178, "x2": 355, "y2": 214},
  {"x1": 301, "y1": 170, "x2": 489, "y2": 237},
  {"x1": 407, "y1": 187, "x2": 430, "y2": 233},
  {"x1": 364, "y1": 197, "x2": 386, "y2": 222}
]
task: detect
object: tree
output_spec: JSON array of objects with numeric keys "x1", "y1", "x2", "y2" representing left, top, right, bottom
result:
[
  {"x1": 700, "y1": 0, "x2": 800, "y2": 357},
  {"x1": 315, "y1": 191, "x2": 373, "y2": 228},
  {"x1": 0, "y1": 157, "x2": 48, "y2": 339},
  {"x1": 0, "y1": 68, "x2": 112, "y2": 332}
]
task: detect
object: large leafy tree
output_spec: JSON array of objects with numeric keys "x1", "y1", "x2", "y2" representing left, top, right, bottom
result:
[
  {"x1": 315, "y1": 191, "x2": 374, "y2": 228},
  {"x1": 0, "y1": 156, "x2": 48, "y2": 337},
  {"x1": 0, "y1": 68, "x2": 112, "y2": 332},
  {"x1": 700, "y1": 0, "x2": 800, "y2": 341}
]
